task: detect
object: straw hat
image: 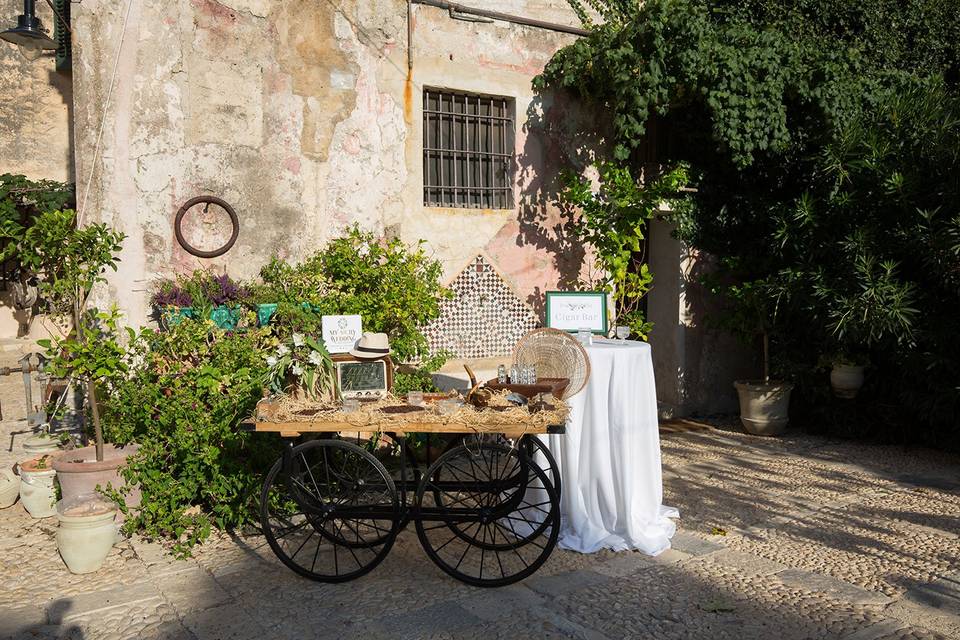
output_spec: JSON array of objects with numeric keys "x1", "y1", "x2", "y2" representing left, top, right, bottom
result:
[{"x1": 350, "y1": 332, "x2": 391, "y2": 359}]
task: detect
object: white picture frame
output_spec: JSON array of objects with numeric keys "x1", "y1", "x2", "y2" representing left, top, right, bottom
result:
[{"x1": 321, "y1": 315, "x2": 363, "y2": 353}]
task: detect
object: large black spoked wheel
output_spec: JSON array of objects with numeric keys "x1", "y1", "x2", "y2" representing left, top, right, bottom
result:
[
  {"x1": 415, "y1": 442, "x2": 560, "y2": 587},
  {"x1": 520, "y1": 435, "x2": 561, "y2": 499},
  {"x1": 261, "y1": 439, "x2": 400, "y2": 582},
  {"x1": 430, "y1": 436, "x2": 558, "y2": 549}
]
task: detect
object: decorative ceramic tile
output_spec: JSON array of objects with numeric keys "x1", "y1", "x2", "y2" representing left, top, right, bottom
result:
[{"x1": 423, "y1": 255, "x2": 539, "y2": 359}]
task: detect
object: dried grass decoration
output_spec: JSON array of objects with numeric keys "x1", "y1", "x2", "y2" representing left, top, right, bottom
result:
[
  {"x1": 512, "y1": 328, "x2": 591, "y2": 399},
  {"x1": 261, "y1": 390, "x2": 569, "y2": 435}
]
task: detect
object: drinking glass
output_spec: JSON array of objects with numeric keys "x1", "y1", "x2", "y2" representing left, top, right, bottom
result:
[
  {"x1": 616, "y1": 325, "x2": 630, "y2": 342},
  {"x1": 407, "y1": 391, "x2": 424, "y2": 406},
  {"x1": 438, "y1": 398, "x2": 461, "y2": 415},
  {"x1": 342, "y1": 398, "x2": 360, "y2": 413},
  {"x1": 577, "y1": 327, "x2": 593, "y2": 345}
]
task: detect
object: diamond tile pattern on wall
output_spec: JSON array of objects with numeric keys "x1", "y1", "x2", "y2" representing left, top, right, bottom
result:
[{"x1": 424, "y1": 255, "x2": 539, "y2": 359}]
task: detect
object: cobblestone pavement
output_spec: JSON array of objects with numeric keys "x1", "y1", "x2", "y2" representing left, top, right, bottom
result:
[{"x1": 1, "y1": 349, "x2": 958, "y2": 639}]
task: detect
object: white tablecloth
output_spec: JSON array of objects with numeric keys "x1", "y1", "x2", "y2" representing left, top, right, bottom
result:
[{"x1": 543, "y1": 339, "x2": 678, "y2": 554}]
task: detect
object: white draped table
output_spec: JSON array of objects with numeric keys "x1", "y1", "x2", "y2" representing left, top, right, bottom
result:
[{"x1": 543, "y1": 339, "x2": 678, "y2": 554}]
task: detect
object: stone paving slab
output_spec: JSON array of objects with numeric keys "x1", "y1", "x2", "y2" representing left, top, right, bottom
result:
[{"x1": 3, "y1": 366, "x2": 959, "y2": 640}]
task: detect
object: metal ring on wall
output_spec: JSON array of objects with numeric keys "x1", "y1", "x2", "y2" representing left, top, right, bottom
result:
[{"x1": 174, "y1": 196, "x2": 240, "y2": 259}]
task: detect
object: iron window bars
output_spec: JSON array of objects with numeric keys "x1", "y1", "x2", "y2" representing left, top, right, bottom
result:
[{"x1": 423, "y1": 89, "x2": 515, "y2": 209}]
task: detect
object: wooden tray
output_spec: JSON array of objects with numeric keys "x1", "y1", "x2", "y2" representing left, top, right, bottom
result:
[{"x1": 484, "y1": 378, "x2": 570, "y2": 400}]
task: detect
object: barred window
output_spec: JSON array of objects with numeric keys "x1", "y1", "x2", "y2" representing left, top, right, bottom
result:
[{"x1": 423, "y1": 89, "x2": 515, "y2": 209}]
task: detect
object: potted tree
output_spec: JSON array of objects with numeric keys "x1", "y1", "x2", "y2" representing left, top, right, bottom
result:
[
  {"x1": 20, "y1": 210, "x2": 137, "y2": 505},
  {"x1": 714, "y1": 278, "x2": 795, "y2": 436}
]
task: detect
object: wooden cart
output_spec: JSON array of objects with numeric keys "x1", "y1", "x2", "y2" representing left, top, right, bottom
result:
[{"x1": 243, "y1": 415, "x2": 564, "y2": 588}]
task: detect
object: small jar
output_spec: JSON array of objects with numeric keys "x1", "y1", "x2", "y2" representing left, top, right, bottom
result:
[{"x1": 497, "y1": 365, "x2": 508, "y2": 384}]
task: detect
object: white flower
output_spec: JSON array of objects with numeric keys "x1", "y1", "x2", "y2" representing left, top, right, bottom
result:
[
  {"x1": 292, "y1": 364, "x2": 304, "y2": 376},
  {"x1": 308, "y1": 351, "x2": 324, "y2": 366},
  {"x1": 266, "y1": 356, "x2": 278, "y2": 367},
  {"x1": 357, "y1": 242, "x2": 370, "y2": 257},
  {"x1": 276, "y1": 344, "x2": 290, "y2": 356},
  {"x1": 292, "y1": 333, "x2": 305, "y2": 347}
]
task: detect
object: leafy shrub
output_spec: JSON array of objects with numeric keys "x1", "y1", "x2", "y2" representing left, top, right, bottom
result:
[
  {"x1": 0, "y1": 174, "x2": 74, "y2": 269},
  {"x1": 541, "y1": 0, "x2": 960, "y2": 447},
  {"x1": 260, "y1": 225, "x2": 450, "y2": 363},
  {"x1": 557, "y1": 162, "x2": 690, "y2": 339},
  {"x1": 150, "y1": 270, "x2": 250, "y2": 316},
  {"x1": 265, "y1": 332, "x2": 336, "y2": 401},
  {"x1": 101, "y1": 321, "x2": 281, "y2": 555}
]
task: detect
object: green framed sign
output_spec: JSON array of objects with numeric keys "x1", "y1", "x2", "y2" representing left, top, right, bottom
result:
[{"x1": 545, "y1": 291, "x2": 609, "y2": 334}]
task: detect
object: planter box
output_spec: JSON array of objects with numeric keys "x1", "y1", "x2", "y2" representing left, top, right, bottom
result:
[
  {"x1": 256, "y1": 303, "x2": 278, "y2": 327},
  {"x1": 161, "y1": 306, "x2": 194, "y2": 328},
  {"x1": 209, "y1": 305, "x2": 241, "y2": 330}
]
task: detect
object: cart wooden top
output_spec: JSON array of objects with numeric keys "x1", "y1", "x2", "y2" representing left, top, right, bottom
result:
[{"x1": 241, "y1": 418, "x2": 565, "y2": 438}]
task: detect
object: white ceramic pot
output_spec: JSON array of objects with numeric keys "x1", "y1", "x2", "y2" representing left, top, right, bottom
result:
[
  {"x1": 56, "y1": 496, "x2": 118, "y2": 574},
  {"x1": 18, "y1": 458, "x2": 58, "y2": 518},
  {"x1": 830, "y1": 364, "x2": 865, "y2": 399},
  {"x1": 0, "y1": 469, "x2": 20, "y2": 508},
  {"x1": 22, "y1": 430, "x2": 62, "y2": 456},
  {"x1": 734, "y1": 380, "x2": 794, "y2": 436}
]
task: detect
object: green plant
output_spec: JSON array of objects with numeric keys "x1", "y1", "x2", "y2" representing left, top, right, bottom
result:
[
  {"x1": 150, "y1": 270, "x2": 250, "y2": 319},
  {"x1": 557, "y1": 162, "x2": 689, "y2": 339},
  {"x1": 19, "y1": 209, "x2": 125, "y2": 461},
  {"x1": 0, "y1": 174, "x2": 74, "y2": 267},
  {"x1": 100, "y1": 321, "x2": 281, "y2": 556},
  {"x1": 265, "y1": 332, "x2": 336, "y2": 402},
  {"x1": 40, "y1": 306, "x2": 134, "y2": 396},
  {"x1": 259, "y1": 226, "x2": 450, "y2": 364},
  {"x1": 540, "y1": 0, "x2": 960, "y2": 447}
]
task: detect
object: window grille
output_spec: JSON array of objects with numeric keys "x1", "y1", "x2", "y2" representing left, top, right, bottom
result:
[{"x1": 423, "y1": 89, "x2": 515, "y2": 209}]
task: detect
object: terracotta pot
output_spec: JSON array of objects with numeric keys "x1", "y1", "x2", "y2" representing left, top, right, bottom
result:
[
  {"x1": 830, "y1": 364, "x2": 865, "y2": 399},
  {"x1": 734, "y1": 380, "x2": 794, "y2": 436},
  {"x1": 53, "y1": 444, "x2": 141, "y2": 510}
]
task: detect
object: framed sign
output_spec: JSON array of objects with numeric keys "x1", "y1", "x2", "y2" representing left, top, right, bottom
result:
[
  {"x1": 545, "y1": 291, "x2": 608, "y2": 334},
  {"x1": 333, "y1": 354, "x2": 394, "y2": 400},
  {"x1": 322, "y1": 315, "x2": 362, "y2": 353}
]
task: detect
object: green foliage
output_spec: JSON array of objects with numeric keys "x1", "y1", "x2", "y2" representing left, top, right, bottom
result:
[
  {"x1": 542, "y1": 0, "x2": 960, "y2": 445},
  {"x1": 392, "y1": 353, "x2": 449, "y2": 394},
  {"x1": 264, "y1": 332, "x2": 336, "y2": 401},
  {"x1": 101, "y1": 321, "x2": 281, "y2": 556},
  {"x1": 260, "y1": 225, "x2": 451, "y2": 363},
  {"x1": 19, "y1": 209, "x2": 125, "y2": 316},
  {"x1": 558, "y1": 162, "x2": 689, "y2": 339},
  {"x1": 0, "y1": 174, "x2": 74, "y2": 266},
  {"x1": 40, "y1": 307, "x2": 133, "y2": 388}
]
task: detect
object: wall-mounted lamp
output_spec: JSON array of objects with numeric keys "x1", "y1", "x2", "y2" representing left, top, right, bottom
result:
[{"x1": 1, "y1": 0, "x2": 58, "y2": 61}]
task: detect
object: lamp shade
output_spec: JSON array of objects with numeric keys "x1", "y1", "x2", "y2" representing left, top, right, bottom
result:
[{"x1": 1, "y1": 10, "x2": 58, "y2": 52}]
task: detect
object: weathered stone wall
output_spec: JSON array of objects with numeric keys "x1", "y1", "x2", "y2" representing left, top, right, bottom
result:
[
  {"x1": 0, "y1": 1, "x2": 73, "y2": 339},
  {"x1": 64, "y1": 0, "x2": 743, "y2": 414},
  {"x1": 70, "y1": 0, "x2": 594, "y2": 332},
  {"x1": 0, "y1": 1, "x2": 72, "y2": 182}
]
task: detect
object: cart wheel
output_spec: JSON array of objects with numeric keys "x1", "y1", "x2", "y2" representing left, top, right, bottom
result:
[
  {"x1": 261, "y1": 439, "x2": 399, "y2": 582},
  {"x1": 430, "y1": 437, "x2": 558, "y2": 549},
  {"x1": 415, "y1": 442, "x2": 560, "y2": 587},
  {"x1": 521, "y1": 435, "x2": 561, "y2": 499}
]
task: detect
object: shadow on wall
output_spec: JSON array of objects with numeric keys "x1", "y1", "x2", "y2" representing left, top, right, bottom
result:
[{"x1": 513, "y1": 89, "x2": 607, "y2": 319}]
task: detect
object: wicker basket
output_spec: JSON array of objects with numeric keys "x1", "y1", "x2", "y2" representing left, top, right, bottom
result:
[{"x1": 512, "y1": 328, "x2": 590, "y2": 399}]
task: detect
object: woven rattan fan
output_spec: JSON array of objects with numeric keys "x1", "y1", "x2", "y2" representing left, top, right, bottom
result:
[{"x1": 512, "y1": 328, "x2": 591, "y2": 399}]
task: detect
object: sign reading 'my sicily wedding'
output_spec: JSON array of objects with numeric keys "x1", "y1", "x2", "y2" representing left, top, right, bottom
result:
[
  {"x1": 545, "y1": 291, "x2": 609, "y2": 334},
  {"x1": 322, "y1": 315, "x2": 363, "y2": 353}
]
